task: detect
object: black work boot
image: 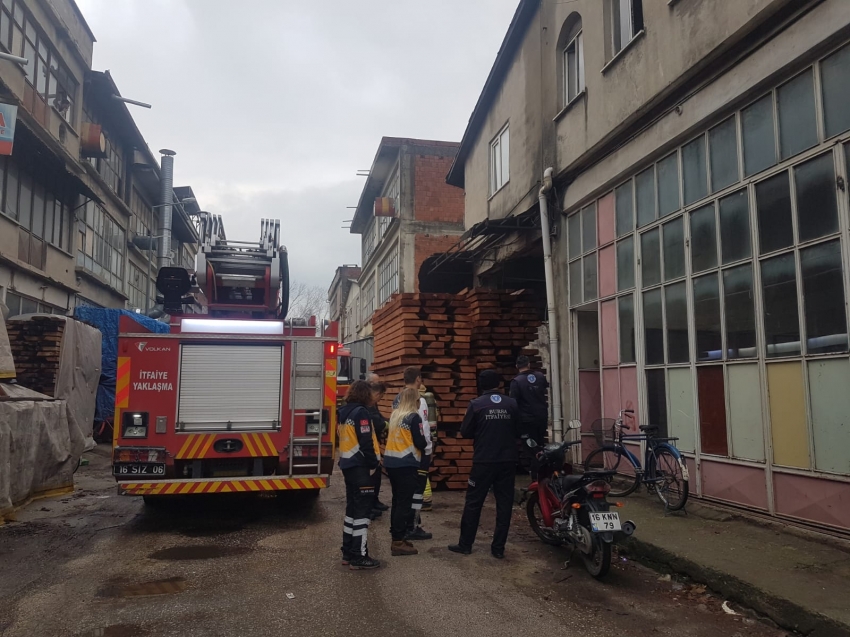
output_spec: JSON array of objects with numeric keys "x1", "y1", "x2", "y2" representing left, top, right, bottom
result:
[
  {"x1": 405, "y1": 526, "x2": 433, "y2": 541},
  {"x1": 448, "y1": 544, "x2": 472, "y2": 555},
  {"x1": 349, "y1": 555, "x2": 381, "y2": 570}
]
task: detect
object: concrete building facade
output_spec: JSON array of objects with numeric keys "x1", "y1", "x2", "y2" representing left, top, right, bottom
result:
[
  {"x1": 327, "y1": 264, "x2": 360, "y2": 343},
  {"x1": 445, "y1": 0, "x2": 850, "y2": 531},
  {"x1": 0, "y1": 0, "x2": 200, "y2": 318},
  {"x1": 350, "y1": 138, "x2": 465, "y2": 342}
]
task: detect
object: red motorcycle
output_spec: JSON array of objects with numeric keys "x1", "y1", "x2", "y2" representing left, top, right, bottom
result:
[{"x1": 523, "y1": 424, "x2": 636, "y2": 578}]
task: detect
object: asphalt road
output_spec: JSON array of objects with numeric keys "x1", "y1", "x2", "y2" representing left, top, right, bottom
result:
[{"x1": 0, "y1": 447, "x2": 790, "y2": 637}]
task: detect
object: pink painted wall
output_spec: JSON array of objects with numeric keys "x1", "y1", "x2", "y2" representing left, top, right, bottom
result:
[
  {"x1": 773, "y1": 472, "x2": 850, "y2": 530},
  {"x1": 579, "y1": 370, "x2": 601, "y2": 433},
  {"x1": 600, "y1": 300, "x2": 618, "y2": 366},
  {"x1": 701, "y1": 459, "x2": 769, "y2": 510},
  {"x1": 597, "y1": 192, "x2": 615, "y2": 246},
  {"x1": 602, "y1": 368, "x2": 620, "y2": 420},
  {"x1": 599, "y1": 245, "x2": 616, "y2": 299},
  {"x1": 619, "y1": 366, "x2": 640, "y2": 429},
  {"x1": 580, "y1": 369, "x2": 603, "y2": 462}
]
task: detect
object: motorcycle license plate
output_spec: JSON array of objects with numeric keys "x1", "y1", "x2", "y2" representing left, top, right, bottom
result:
[
  {"x1": 589, "y1": 511, "x2": 621, "y2": 532},
  {"x1": 114, "y1": 463, "x2": 165, "y2": 476}
]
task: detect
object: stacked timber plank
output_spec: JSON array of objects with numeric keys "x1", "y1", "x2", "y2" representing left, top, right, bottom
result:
[
  {"x1": 372, "y1": 289, "x2": 543, "y2": 490},
  {"x1": 7, "y1": 316, "x2": 65, "y2": 396}
]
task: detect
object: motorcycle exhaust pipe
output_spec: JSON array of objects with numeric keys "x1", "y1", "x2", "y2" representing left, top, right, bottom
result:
[{"x1": 621, "y1": 520, "x2": 637, "y2": 537}]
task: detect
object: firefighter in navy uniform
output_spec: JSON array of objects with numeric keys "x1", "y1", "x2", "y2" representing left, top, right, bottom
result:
[
  {"x1": 448, "y1": 369, "x2": 520, "y2": 559},
  {"x1": 337, "y1": 380, "x2": 382, "y2": 570},
  {"x1": 510, "y1": 355, "x2": 549, "y2": 473}
]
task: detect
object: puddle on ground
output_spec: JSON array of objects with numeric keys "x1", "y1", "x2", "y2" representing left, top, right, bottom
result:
[
  {"x1": 77, "y1": 625, "x2": 147, "y2": 637},
  {"x1": 98, "y1": 577, "x2": 186, "y2": 598},
  {"x1": 149, "y1": 545, "x2": 250, "y2": 560}
]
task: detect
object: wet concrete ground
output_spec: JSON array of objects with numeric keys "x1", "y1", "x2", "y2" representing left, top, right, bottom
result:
[{"x1": 0, "y1": 447, "x2": 791, "y2": 637}]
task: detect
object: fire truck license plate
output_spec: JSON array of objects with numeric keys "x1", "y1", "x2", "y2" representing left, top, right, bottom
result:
[
  {"x1": 114, "y1": 464, "x2": 165, "y2": 476},
  {"x1": 589, "y1": 512, "x2": 621, "y2": 532}
]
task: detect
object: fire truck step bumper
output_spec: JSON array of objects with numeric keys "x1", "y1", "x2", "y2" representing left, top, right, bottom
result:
[{"x1": 119, "y1": 476, "x2": 329, "y2": 496}]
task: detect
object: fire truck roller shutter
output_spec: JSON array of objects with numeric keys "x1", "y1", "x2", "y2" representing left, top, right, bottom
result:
[{"x1": 178, "y1": 344, "x2": 283, "y2": 431}]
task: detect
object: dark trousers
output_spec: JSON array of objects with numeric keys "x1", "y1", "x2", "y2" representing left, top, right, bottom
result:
[
  {"x1": 408, "y1": 455, "x2": 431, "y2": 531},
  {"x1": 342, "y1": 466, "x2": 374, "y2": 558},
  {"x1": 372, "y1": 467, "x2": 383, "y2": 506},
  {"x1": 386, "y1": 466, "x2": 418, "y2": 541},
  {"x1": 458, "y1": 462, "x2": 516, "y2": 553}
]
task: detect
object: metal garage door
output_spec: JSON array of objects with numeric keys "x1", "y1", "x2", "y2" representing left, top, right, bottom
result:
[{"x1": 177, "y1": 344, "x2": 283, "y2": 431}]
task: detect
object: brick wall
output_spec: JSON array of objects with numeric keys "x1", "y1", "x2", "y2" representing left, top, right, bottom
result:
[
  {"x1": 413, "y1": 234, "x2": 461, "y2": 292},
  {"x1": 413, "y1": 154, "x2": 464, "y2": 224}
]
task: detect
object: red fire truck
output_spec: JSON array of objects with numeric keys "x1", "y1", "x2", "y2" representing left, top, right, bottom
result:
[{"x1": 112, "y1": 218, "x2": 338, "y2": 501}]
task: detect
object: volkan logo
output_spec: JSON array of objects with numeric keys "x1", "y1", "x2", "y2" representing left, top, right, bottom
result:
[
  {"x1": 136, "y1": 342, "x2": 171, "y2": 353},
  {"x1": 490, "y1": 394, "x2": 502, "y2": 404}
]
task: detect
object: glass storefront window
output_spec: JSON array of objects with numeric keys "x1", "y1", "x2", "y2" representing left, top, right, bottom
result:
[
  {"x1": 690, "y1": 203, "x2": 717, "y2": 273},
  {"x1": 761, "y1": 253, "x2": 801, "y2": 357}
]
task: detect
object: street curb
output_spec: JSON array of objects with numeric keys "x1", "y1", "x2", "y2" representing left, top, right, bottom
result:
[{"x1": 621, "y1": 536, "x2": 850, "y2": 637}]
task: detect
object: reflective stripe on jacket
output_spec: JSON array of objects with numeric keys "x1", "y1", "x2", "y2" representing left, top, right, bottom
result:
[
  {"x1": 337, "y1": 402, "x2": 380, "y2": 470},
  {"x1": 384, "y1": 412, "x2": 427, "y2": 469}
]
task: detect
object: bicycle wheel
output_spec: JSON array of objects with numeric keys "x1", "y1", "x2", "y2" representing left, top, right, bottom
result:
[
  {"x1": 649, "y1": 447, "x2": 689, "y2": 511},
  {"x1": 583, "y1": 447, "x2": 640, "y2": 497}
]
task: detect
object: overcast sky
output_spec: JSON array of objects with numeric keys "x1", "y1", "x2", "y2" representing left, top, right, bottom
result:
[{"x1": 74, "y1": 0, "x2": 518, "y2": 290}]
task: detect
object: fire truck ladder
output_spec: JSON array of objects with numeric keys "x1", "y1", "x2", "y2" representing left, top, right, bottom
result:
[
  {"x1": 289, "y1": 339, "x2": 326, "y2": 475},
  {"x1": 196, "y1": 218, "x2": 289, "y2": 317}
]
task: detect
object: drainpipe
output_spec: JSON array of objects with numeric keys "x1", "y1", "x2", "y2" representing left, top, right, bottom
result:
[
  {"x1": 158, "y1": 149, "x2": 176, "y2": 270},
  {"x1": 539, "y1": 167, "x2": 564, "y2": 442}
]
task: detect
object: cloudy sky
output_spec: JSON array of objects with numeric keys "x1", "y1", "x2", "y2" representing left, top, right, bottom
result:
[{"x1": 74, "y1": 0, "x2": 518, "y2": 289}]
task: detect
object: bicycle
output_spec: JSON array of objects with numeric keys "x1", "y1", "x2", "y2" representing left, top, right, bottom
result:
[{"x1": 583, "y1": 410, "x2": 689, "y2": 511}]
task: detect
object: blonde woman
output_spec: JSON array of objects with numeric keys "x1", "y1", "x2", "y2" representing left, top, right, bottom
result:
[{"x1": 383, "y1": 387, "x2": 429, "y2": 556}]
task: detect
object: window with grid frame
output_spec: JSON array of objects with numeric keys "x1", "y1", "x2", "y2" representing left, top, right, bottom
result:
[
  {"x1": 3, "y1": 290, "x2": 63, "y2": 315},
  {"x1": 363, "y1": 219, "x2": 377, "y2": 264},
  {"x1": 362, "y1": 279, "x2": 376, "y2": 322},
  {"x1": 130, "y1": 187, "x2": 155, "y2": 241},
  {"x1": 490, "y1": 124, "x2": 510, "y2": 195},
  {"x1": 378, "y1": 249, "x2": 399, "y2": 306},
  {"x1": 0, "y1": 1, "x2": 77, "y2": 125},
  {"x1": 568, "y1": 41, "x2": 850, "y2": 471},
  {"x1": 0, "y1": 154, "x2": 72, "y2": 261},
  {"x1": 83, "y1": 108, "x2": 124, "y2": 196},
  {"x1": 77, "y1": 201, "x2": 126, "y2": 292},
  {"x1": 564, "y1": 30, "x2": 585, "y2": 104},
  {"x1": 380, "y1": 165, "x2": 400, "y2": 240},
  {"x1": 127, "y1": 262, "x2": 150, "y2": 311}
]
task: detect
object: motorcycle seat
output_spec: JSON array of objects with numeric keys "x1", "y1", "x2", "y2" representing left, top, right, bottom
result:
[{"x1": 557, "y1": 474, "x2": 584, "y2": 490}]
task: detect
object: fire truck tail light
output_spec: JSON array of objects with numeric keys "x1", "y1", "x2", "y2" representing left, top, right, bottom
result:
[
  {"x1": 329, "y1": 344, "x2": 336, "y2": 354},
  {"x1": 114, "y1": 447, "x2": 165, "y2": 463}
]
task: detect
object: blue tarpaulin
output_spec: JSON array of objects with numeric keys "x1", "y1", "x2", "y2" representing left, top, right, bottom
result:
[{"x1": 72, "y1": 308, "x2": 170, "y2": 423}]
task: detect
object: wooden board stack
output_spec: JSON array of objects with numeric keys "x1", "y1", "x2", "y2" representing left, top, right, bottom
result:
[
  {"x1": 371, "y1": 289, "x2": 543, "y2": 490},
  {"x1": 6, "y1": 316, "x2": 65, "y2": 396}
]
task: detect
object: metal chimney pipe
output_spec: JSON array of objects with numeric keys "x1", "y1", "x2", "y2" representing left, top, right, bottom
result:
[{"x1": 158, "y1": 149, "x2": 176, "y2": 270}]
